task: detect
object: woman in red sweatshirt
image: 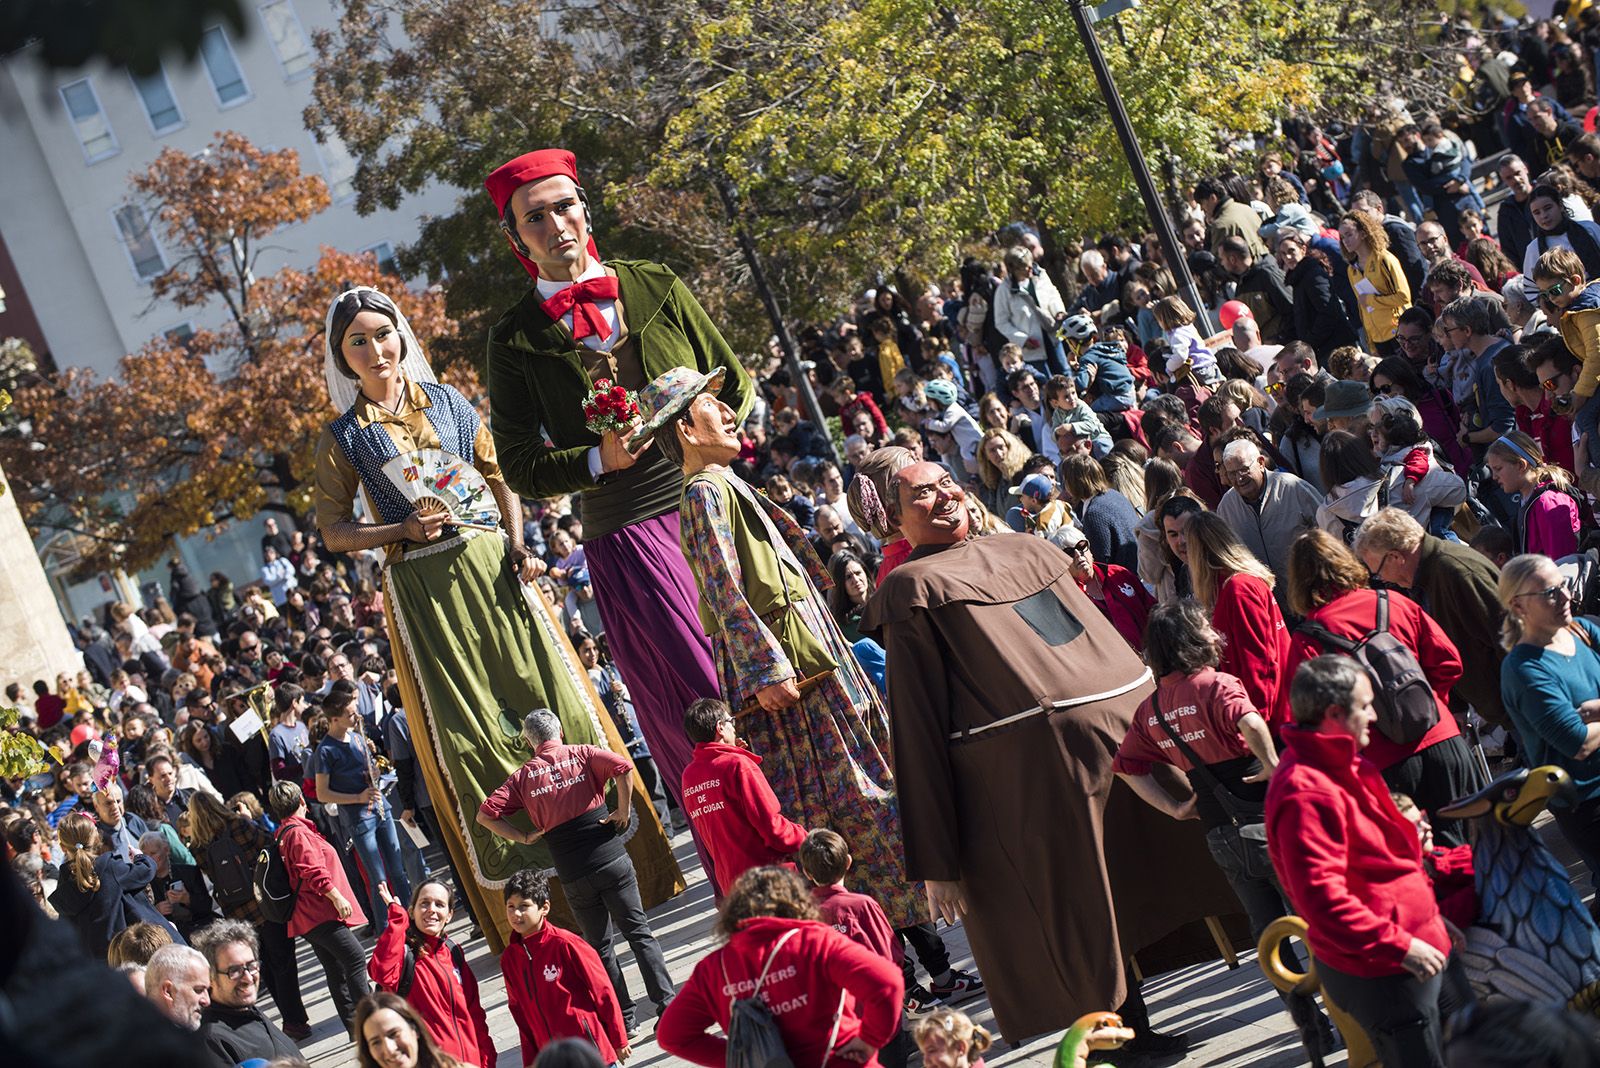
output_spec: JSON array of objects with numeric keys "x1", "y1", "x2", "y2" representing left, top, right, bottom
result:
[
  {"x1": 369, "y1": 880, "x2": 495, "y2": 1068},
  {"x1": 659, "y1": 866, "x2": 905, "y2": 1068},
  {"x1": 1185, "y1": 512, "x2": 1289, "y2": 723},
  {"x1": 267, "y1": 780, "x2": 370, "y2": 1037},
  {"x1": 1276, "y1": 530, "x2": 1476, "y2": 847}
]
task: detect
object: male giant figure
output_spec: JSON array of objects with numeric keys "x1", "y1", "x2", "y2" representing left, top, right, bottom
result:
[
  {"x1": 483, "y1": 150, "x2": 753, "y2": 864},
  {"x1": 858, "y1": 459, "x2": 1242, "y2": 1047}
]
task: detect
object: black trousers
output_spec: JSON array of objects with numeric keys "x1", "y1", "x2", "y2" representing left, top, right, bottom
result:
[
  {"x1": 1552, "y1": 794, "x2": 1600, "y2": 895},
  {"x1": 564, "y1": 854, "x2": 675, "y2": 1022},
  {"x1": 258, "y1": 919, "x2": 306, "y2": 1027},
  {"x1": 1382, "y1": 734, "x2": 1483, "y2": 848},
  {"x1": 1317, "y1": 955, "x2": 1474, "y2": 1068},
  {"x1": 895, "y1": 923, "x2": 950, "y2": 987},
  {"x1": 302, "y1": 919, "x2": 370, "y2": 1034}
]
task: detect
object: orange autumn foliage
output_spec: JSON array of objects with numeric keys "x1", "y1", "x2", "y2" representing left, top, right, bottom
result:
[{"x1": 0, "y1": 134, "x2": 473, "y2": 576}]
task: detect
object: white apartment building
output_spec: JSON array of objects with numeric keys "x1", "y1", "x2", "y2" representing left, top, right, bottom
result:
[{"x1": 0, "y1": 1, "x2": 462, "y2": 622}]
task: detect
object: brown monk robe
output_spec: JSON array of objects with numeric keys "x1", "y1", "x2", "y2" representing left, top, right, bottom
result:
[{"x1": 857, "y1": 461, "x2": 1242, "y2": 1043}]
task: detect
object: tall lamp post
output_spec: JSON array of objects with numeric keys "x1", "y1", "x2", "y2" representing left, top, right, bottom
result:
[{"x1": 1068, "y1": 0, "x2": 1215, "y2": 334}]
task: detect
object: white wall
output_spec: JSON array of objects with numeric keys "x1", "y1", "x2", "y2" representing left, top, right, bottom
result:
[{"x1": 0, "y1": 0, "x2": 462, "y2": 377}]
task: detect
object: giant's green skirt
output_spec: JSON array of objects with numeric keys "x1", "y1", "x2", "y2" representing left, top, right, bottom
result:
[{"x1": 383, "y1": 530, "x2": 682, "y2": 950}]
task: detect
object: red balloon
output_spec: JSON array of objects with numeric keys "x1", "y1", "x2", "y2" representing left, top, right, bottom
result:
[{"x1": 1219, "y1": 300, "x2": 1252, "y2": 330}]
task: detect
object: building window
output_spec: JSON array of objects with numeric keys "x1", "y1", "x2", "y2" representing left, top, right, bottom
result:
[
  {"x1": 259, "y1": 1, "x2": 314, "y2": 78},
  {"x1": 129, "y1": 66, "x2": 184, "y2": 134},
  {"x1": 199, "y1": 26, "x2": 251, "y2": 106},
  {"x1": 164, "y1": 322, "x2": 196, "y2": 348},
  {"x1": 313, "y1": 133, "x2": 358, "y2": 201},
  {"x1": 364, "y1": 241, "x2": 399, "y2": 276},
  {"x1": 113, "y1": 205, "x2": 167, "y2": 281},
  {"x1": 60, "y1": 79, "x2": 118, "y2": 162}
]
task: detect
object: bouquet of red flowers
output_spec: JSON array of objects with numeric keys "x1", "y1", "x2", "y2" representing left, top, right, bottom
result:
[{"x1": 582, "y1": 378, "x2": 641, "y2": 436}]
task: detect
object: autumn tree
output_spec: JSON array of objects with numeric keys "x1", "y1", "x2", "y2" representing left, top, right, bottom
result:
[
  {"x1": 305, "y1": 0, "x2": 1466, "y2": 345},
  {"x1": 0, "y1": 133, "x2": 467, "y2": 576}
]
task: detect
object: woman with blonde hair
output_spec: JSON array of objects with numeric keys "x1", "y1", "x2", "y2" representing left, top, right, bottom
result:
[
  {"x1": 48, "y1": 811, "x2": 179, "y2": 957},
  {"x1": 1278, "y1": 529, "x2": 1478, "y2": 842},
  {"x1": 1338, "y1": 210, "x2": 1411, "y2": 356},
  {"x1": 1101, "y1": 450, "x2": 1147, "y2": 514},
  {"x1": 1184, "y1": 511, "x2": 1288, "y2": 718},
  {"x1": 973, "y1": 428, "x2": 1030, "y2": 518},
  {"x1": 1485, "y1": 430, "x2": 1584, "y2": 558},
  {"x1": 1497, "y1": 553, "x2": 1600, "y2": 889}
]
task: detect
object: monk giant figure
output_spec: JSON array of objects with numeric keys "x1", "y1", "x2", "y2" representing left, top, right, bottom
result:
[{"x1": 856, "y1": 458, "x2": 1244, "y2": 1048}]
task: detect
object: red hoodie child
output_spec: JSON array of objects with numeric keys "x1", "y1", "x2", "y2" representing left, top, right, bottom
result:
[
  {"x1": 659, "y1": 914, "x2": 904, "y2": 1068},
  {"x1": 501, "y1": 870, "x2": 629, "y2": 1067},
  {"x1": 682, "y1": 735, "x2": 807, "y2": 896},
  {"x1": 369, "y1": 894, "x2": 495, "y2": 1068}
]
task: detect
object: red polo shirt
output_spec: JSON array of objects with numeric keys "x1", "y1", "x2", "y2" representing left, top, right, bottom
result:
[{"x1": 480, "y1": 742, "x2": 632, "y2": 831}]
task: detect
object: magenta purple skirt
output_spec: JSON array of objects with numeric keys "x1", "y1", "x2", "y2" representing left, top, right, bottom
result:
[{"x1": 585, "y1": 510, "x2": 720, "y2": 802}]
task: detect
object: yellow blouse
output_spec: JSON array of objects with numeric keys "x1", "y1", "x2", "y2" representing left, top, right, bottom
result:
[{"x1": 314, "y1": 378, "x2": 502, "y2": 531}]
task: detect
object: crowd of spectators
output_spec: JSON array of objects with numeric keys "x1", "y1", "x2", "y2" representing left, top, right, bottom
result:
[{"x1": 14, "y1": 9, "x2": 1600, "y2": 1068}]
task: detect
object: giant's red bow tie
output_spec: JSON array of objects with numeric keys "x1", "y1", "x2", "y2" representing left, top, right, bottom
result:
[{"x1": 540, "y1": 275, "x2": 619, "y2": 341}]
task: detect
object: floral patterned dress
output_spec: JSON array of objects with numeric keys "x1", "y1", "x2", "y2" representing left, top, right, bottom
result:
[{"x1": 680, "y1": 470, "x2": 923, "y2": 927}]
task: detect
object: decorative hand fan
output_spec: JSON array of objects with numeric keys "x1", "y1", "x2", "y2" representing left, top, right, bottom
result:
[{"x1": 380, "y1": 449, "x2": 502, "y2": 532}]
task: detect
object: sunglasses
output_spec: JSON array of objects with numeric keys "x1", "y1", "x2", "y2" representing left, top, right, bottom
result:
[
  {"x1": 1264, "y1": 381, "x2": 1286, "y2": 396},
  {"x1": 1065, "y1": 541, "x2": 1092, "y2": 555},
  {"x1": 1514, "y1": 582, "x2": 1570, "y2": 605},
  {"x1": 1538, "y1": 280, "x2": 1569, "y2": 301},
  {"x1": 1373, "y1": 383, "x2": 1397, "y2": 396},
  {"x1": 1542, "y1": 375, "x2": 1569, "y2": 392}
]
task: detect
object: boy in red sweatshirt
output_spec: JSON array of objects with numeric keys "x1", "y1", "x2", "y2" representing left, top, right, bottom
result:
[
  {"x1": 500, "y1": 869, "x2": 631, "y2": 1067},
  {"x1": 800, "y1": 829, "x2": 908, "y2": 1068},
  {"x1": 680, "y1": 698, "x2": 808, "y2": 895}
]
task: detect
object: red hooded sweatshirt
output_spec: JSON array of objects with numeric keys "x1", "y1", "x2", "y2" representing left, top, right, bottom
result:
[
  {"x1": 1211, "y1": 572, "x2": 1290, "y2": 724},
  {"x1": 501, "y1": 919, "x2": 627, "y2": 1066},
  {"x1": 1273, "y1": 588, "x2": 1462, "y2": 771},
  {"x1": 275, "y1": 813, "x2": 367, "y2": 939},
  {"x1": 368, "y1": 902, "x2": 495, "y2": 1068},
  {"x1": 1266, "y1": 727, "x2": 1451, "y2": 978},
  {"x1": 682, "y1": 742, "x2": 807, "y2": 895},
  {"x1": 658, "y1": 916, "x2": 904, "y2": 1068}
]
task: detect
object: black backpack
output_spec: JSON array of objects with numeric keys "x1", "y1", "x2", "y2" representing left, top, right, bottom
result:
[
  {"x1": 204, "y1": 833, "x2": 258, "y2": 913},
  {"x1": 255, "y1": 826, "x2": 299, "y2": 924},
  {"x1": 397, "y1": 938, "x2": 468, "y2": 997},
  {"x1": 1297, "y1": 589, "x2": 1439, "y2": 746},
  {"x1": 723, "y1": 929, "x2": 846, "y2": 1068}
]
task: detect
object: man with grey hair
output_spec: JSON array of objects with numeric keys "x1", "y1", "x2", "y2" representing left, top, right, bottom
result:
[
  {"x1": 479, "y1": 708, "x2": 675, "y2": 1033},
  {"x1": 1216, "y1": 437, "x2": 1321, "y2": 598},
  {"x1": 144, "y1": 944, "x2": 210, "y2": 1030},
  {"x1": 192, "y1": 919, "x2": 299, "y2": 1061},
  {"x1": 139, "y1": 829, "x2": 215, "y2": 940}
]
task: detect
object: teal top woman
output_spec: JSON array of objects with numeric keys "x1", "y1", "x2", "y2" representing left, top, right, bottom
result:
[{"x1": 312, "y1": 286, "x2": 680, "y2": 949}]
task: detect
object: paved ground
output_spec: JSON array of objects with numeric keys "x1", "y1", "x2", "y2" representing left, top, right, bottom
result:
[{"x1": 292, "y1": 827, "x2": 1345, "y2": 1068}]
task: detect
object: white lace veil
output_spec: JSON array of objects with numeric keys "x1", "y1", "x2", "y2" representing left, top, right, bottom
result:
[{"x1": 322, "y1": 286, "x2": 438, "y2": 413}]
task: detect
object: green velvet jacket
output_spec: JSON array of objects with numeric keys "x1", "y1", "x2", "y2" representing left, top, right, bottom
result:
[{"x1": 485, "y1": 260, "x2": 755, "y2": 501}]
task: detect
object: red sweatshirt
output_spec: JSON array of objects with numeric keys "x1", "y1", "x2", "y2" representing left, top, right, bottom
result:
[
  {"x1": 1266, "y1": 727, "x2": 1450, "y2": 978},
  {"x1": 838, "y1": 394, "x2": 889, "y2": 440},
  {"x1": 1426, "y1": 844, "x2": 1479, "y2": 930},
  {"x1": 1082, "y1": 563, "x2": 1155, "y2": 652},
  {"x1": 658, "y1": 916, "x2": 905, "y2": 1068},
  {"x1": 369, "y1": 902, "x2": 495, "y2": 1068},
  {"x1": 1211, "y1": 573, "x2": 1289, "y2": 724},
  {"x1": 1274, "y1": 588, "x2": 1462, "y2": 771},
  {"x1": 502, "y1": 920, "x2": 628, "y2": 1066},
  {"x1": 682, "y1": 742, "x2": 807, "y2": 896},
  {"x1": 810, "y1": 884, "x2": 902, "y2": 965},
  {"x1": 275, "y1": 813, "x2": 367, "y2": 938}
]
